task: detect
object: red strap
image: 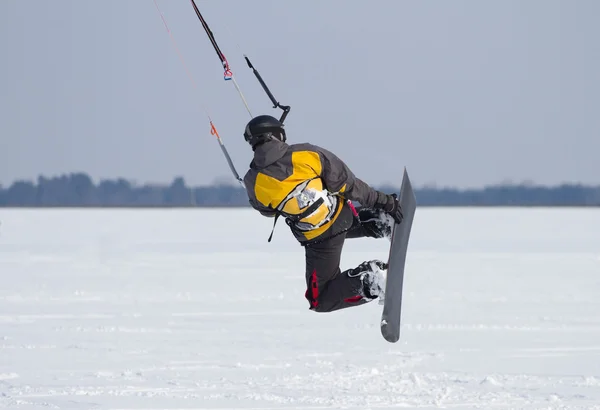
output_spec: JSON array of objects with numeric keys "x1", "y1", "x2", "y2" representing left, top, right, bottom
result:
[{"x1": 305, "y1": 269, "x2": 319, "y2": 309}]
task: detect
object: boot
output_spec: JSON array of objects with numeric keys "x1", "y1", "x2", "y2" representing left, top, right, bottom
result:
[
  {"x1": 348, "y1": 260, "x2": 388, "y2": 304},
  {"x1": 358, "y1": 208, "x2": 395, "y2": 241}
]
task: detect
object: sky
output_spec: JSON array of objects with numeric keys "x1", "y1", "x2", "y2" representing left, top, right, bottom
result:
[{"x1": 1, "y1": 0, "x2": 599, "y2": 189}]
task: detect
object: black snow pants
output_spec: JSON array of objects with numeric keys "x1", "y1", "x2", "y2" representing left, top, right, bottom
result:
[{"x1": 303, "y1": 203, "x2": 389, "y2": 313}]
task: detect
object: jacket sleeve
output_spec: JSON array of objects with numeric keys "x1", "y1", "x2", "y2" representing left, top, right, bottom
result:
[
  {"x1": 249, "y1": 197, "x2": 276, "y2": 217},
  {"x1": 244, "y1": 172, "x2": 277, "y2": 217},
  {"x1": 311, "y1": 144, "x2": 381, "y2": 208}
]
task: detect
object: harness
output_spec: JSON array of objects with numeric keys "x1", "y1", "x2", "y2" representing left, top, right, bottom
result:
[{"x1": 267, "y1": 177, "x2": 340, "y2": 243}]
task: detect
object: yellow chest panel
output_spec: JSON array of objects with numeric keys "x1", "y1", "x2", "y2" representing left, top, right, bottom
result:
[
  {"x1": 253, "y1": 150, "x2": 342, "y2": 241},
  {"x1": 254, "y1": 151, "x2": 323, "y2": 208}
]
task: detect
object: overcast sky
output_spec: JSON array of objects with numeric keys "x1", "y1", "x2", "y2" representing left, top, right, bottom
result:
[{"x1": 1, "y1": 0, "x2": 598, "y2": 189}]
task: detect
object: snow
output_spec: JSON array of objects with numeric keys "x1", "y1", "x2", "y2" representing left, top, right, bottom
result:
[{"x1": 1, "y1": 207, "x2": 599, "y2": 409}]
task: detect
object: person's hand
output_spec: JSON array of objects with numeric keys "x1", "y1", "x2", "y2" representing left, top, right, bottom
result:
[{"x1": 374, "y1": 192, "x2": 403, "y2": 224}]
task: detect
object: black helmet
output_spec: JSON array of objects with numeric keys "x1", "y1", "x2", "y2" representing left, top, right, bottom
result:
[{"x1": 243, "y1": 115, "x2": 286, "y2": 148}]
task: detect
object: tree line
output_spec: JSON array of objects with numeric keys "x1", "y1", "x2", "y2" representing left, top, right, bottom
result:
[{"x1": 1, "y1": 173, "x2": 599, "y2": 207}]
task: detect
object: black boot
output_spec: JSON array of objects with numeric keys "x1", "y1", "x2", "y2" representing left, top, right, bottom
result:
[
  {"x1": 346, "y1": 260, "x2": 388, "y2": 300},
  {"x1": 358, "y1": 208, "x2": 395, "y2": 240}
]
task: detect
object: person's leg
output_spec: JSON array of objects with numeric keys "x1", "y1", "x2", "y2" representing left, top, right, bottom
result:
[{"x1": 304, "y1": 233, "x2": 387, "y2": 312}]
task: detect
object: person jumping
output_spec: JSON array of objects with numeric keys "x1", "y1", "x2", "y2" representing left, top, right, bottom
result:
[{"x1": 242, "y1": 115, "x2": 403, "y2": 312}]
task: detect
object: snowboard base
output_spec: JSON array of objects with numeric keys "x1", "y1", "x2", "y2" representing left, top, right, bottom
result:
[{"x1": 380, "y1": 167, "x2": 417, "y2": 343}]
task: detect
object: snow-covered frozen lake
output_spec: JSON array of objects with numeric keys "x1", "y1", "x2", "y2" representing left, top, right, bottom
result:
[{"x1": 1, "y1": 207, "x2": 599, "y2": 409}]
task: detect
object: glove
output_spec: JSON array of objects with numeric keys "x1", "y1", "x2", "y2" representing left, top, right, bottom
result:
[{"x1": 374, "y1": 191, "x2": 403, "y2": 224}]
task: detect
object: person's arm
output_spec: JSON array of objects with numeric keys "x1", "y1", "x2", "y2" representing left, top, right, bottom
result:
[
  {"x1": 310, "y1": 144, "x2": 379, "y2": 206},
  {"x1": 249, "y1": 197, "x2": 277, "y2": 217},
  {"x1": 311, "y1": 144, "x2": 403, "y2": 223},
  {"x1": 244, "y1": 172, "x2": 277, "y2": 217}
]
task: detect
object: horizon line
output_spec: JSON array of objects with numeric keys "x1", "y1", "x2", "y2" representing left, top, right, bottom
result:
[{"x1": 1, "y1": 171, "x2": 600, "y2": 191}]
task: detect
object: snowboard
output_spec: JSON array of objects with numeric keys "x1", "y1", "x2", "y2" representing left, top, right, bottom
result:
[{"x1": 380, "y1": 167, "x2": 417, "y2": 343}]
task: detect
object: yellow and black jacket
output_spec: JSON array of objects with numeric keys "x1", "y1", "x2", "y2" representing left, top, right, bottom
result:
[{"x1": 243, "y1": 139, "x2": 381, "y2": 244}]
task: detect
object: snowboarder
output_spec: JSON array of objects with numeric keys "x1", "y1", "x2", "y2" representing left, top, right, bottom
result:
[{"x1": 242, "y1": 115, "x2": 403, "y2": 313}]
